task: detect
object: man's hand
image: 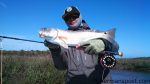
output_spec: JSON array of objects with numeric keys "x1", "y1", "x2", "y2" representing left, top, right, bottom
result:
[
  {"x1": 80, "y1": 39, "x2": 105, "y2": 55},
  {"x1": 44, "y1": 40, "x2": 60, "y2": 50}
]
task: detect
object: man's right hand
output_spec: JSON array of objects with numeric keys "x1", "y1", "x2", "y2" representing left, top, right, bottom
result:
[{"x1": 44, "y1": 40, "x2": 60, "y2": 50}]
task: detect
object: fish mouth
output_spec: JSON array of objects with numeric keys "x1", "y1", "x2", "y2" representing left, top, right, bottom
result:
[
  {"x1": 39, "y1": 28, "x2": 58, "y2": 42},
  {"x1": 39, "y1": 28, "x2": 52, "y2": 38}
]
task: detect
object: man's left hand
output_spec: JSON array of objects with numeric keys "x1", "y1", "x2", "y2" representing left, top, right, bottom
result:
[{"x1": 79, "y1": 39, "x2": 105, "y2": 55}]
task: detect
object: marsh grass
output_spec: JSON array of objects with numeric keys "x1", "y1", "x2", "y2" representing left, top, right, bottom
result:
[
  {"x1": 1, "y1": 50, "x2": 150, "y2": 84},
  {"x1": 115, "y1": 57, "x2": 150, "y2": 72},
  {"x1": 2, "y1": 55, "x2": 66, "y2": 84}
]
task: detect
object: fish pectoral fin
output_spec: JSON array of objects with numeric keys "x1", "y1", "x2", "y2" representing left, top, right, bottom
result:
[
  {"x1": 59, "y1": 42, "x2": 68, "y2": 49},
  {"x1": 58, "y1": 36, "x2": 68, "y2": 42},
  {"x1": 57, "y1": 36, "x2": 68, "y2": 49}
]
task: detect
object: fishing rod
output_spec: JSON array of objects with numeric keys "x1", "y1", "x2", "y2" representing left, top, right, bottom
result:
[
  {"x1": 0, "y1": 35, "x2": 44, "y2": 43},
  {"x1": 0, "y1": 35, "x2": 77, "y2": 47},
  {"x1": 0, "y1": 35, "x2": 78, "y2": 47}
]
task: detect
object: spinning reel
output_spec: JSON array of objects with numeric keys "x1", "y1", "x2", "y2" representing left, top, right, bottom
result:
[{"x1": 99, "y1": 51, "x2": 123, "y2": 69}]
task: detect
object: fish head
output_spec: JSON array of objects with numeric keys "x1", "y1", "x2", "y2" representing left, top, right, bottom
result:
[{"x1": 39, "y1": 28, "x2": 58, "y2": 40}]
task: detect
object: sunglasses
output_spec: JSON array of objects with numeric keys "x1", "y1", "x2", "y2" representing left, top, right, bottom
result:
[{"x1": 64, "y1": 14, "x2": 79, "y2": 22}]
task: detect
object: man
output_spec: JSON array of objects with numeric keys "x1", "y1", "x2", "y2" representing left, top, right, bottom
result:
[{"x1": 44, "y1": 6, "x2": 116, "y2": 84}]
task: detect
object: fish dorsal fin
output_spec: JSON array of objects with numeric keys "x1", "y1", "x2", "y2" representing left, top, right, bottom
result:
[{"x1": 105, "y1": 28, "x2": 116, "y2": 39}]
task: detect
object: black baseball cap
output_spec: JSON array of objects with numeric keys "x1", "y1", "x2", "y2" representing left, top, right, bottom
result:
[{"x1": 62, "y1": 6, "x2": 80, "y2": 19}]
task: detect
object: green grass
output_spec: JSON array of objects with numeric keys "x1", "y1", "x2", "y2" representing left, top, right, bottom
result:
[
  {"x1": 114, "y1": 57, "x2": 150, "y2": 72},
  {"x1": 2, "y1": 55, "x2": 66, "y2": 84}
]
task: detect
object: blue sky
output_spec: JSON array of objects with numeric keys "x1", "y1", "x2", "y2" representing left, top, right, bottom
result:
[{"x1": 0, "y1": 0, "x2": 150, "y2": 58}]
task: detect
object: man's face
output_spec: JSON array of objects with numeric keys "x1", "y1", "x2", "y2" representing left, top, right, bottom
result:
[{"x1": 64, "y1": 14, "x2": 79, "y2": 26}]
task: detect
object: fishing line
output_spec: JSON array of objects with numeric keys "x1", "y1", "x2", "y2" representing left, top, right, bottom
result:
[
  {"x1": 101, "y1": 68, "x2": 106, "y2": 81},
  {"x1": 0, "y1": 37, "x2": 3, "y2": 84}
]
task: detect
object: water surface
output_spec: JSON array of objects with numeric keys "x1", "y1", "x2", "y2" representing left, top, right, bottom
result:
[{"x1": 106, "y1": 70, "x2": 150, "y2": 84}]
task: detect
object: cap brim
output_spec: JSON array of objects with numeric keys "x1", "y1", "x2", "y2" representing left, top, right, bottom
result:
[
  {"x1": 62, "y1": 13, "x2": 70, "y2": 19},
  {"x1": 62, "y1": 13, "x2": 80, "y2": 19}
]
